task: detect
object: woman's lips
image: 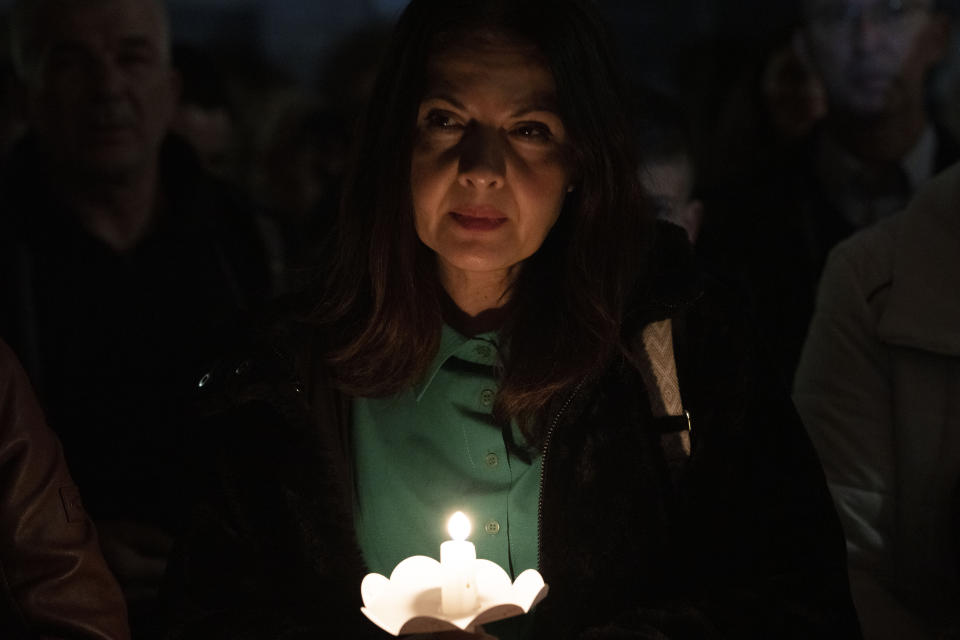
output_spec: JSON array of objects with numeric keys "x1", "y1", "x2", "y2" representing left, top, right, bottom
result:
[{"x1": 449, "y1": 206, "x2": 507, "y2": 231}]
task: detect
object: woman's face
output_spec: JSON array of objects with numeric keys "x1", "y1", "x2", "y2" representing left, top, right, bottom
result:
[{"x1": 410, "y1": 37, "x2": 573, "y2": 291}]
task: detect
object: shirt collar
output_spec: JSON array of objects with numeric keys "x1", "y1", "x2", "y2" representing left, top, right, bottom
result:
[
  {"x1": 878, "y1": 161, "x2": 960, "y2": 356},
  {"x1": 413, "y1": 324, "x2": 499, "y2": 401},
  {"x1": 817, "y1": 124, "x2": 937, "y2": 191},
  {"x1": 815, "y1": 125, "x2": 938, "y2": 227}
]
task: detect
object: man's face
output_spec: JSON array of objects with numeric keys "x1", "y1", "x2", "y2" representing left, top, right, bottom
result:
[
  {"x1": 25, "y1": 0, "x2": 179, "y2": 181},
  {"x1": 801, "y1": 0, "x2": 943, "y2": 115}
]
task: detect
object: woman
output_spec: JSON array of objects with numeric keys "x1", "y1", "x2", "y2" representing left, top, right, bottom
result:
[{"x1": 162, "y1": 1, "x2": 860, "y2": 638}]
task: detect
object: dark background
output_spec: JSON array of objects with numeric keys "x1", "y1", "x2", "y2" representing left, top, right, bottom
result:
[{"x1": 0, "y1": 0, "x2": 809, "y2": 91}]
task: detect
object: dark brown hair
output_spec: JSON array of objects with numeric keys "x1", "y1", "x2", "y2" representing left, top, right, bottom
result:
[{"x1": 315, "y1": 0, "x2": 654, "y2": 444}]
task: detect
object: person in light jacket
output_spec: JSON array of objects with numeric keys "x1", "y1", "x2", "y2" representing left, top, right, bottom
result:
[{"x1": 794, "y1": 162, "x2": 960, "y2": 638}]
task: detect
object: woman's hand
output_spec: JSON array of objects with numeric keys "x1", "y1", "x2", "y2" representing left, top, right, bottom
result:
[{"x1": 408, "y1": 627, "x2": 496, "y2": 639}]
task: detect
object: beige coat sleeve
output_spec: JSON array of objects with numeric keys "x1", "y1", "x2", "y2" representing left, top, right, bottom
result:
[
  {"x1": 794, "y1": 243, "x2": 895, "y2": 574},
  {"x1": 0, "y1": 339, "x2": 130, "y2": 640},
  {"x1": 794, "y1": 239, "x2": 929, "y2": 638}
]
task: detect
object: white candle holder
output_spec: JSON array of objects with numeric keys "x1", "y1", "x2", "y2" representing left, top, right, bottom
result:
[{"x1": 360, "y1": 555, "x2": 549, "y2": 636}]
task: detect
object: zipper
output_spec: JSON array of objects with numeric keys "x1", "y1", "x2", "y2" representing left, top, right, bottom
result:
[{"x1": 537, "y1": 376, "x2": 587, "y2": 569}]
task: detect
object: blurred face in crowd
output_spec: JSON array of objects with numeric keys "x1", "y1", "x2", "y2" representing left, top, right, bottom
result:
[
  {"x1": 640, "y1": 154, "x2": 703, "y2": 244},
  {"x1": 801, "y1": 0, "x2": 946, "y2": 115},
  {"x1": 22, "y1": 0, "x2": 180, "y2": 181},
  {"x1": 410, "y1": 35, "x2": 573, "y2": 293}
]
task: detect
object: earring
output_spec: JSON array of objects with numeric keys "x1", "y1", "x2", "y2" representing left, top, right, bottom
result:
[{"x1": 567, "y1": 184, "x2": 575, "y2": 193}]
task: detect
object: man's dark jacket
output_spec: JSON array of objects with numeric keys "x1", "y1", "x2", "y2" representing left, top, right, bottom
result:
[
  {"x1": 0, "y1": 135, "x2": 274, "y2": 532},
  {"x1": 162, "y1": 224, "x2": 861, "y2": 639}
]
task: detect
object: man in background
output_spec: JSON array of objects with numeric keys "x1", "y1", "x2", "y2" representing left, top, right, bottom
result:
[
  {"x1": 797, "y1": 0, "x2": 954, "y2": 225},
  {"x1": 0, "y1": 0, "x2": 273, "y2": 635},
  {"x1": 699, "y1": 0, "x2": 956, "y2": 387}
]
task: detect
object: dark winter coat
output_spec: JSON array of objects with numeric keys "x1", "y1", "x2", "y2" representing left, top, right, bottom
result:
[
  {"x1": 0, "y1": 134, "x2": 275, "y2": 532},
  {"x1": 162, "y1": 224, "x2": 861, "y2": 639}
]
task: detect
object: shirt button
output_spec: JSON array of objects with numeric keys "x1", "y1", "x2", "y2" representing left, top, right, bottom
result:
[
  {"x1": 484, "y1": 520, "x2": 501, "y2": 535},
  {"x1": 485, "y1": 452, "x2": 499, "y2": 468},
  {"x1": 480, "y1": 388, "x2": 495, "y2": 406}
]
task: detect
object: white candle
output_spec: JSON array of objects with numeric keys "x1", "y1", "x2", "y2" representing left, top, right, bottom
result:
[{"x1": 440, "y1": 511, "x2": 477, "y2": 616}]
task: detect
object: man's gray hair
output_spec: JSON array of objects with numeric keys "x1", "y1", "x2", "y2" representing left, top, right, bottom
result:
[{"x1": 9, "y1": 0, "x2": 172, "y2": 82}]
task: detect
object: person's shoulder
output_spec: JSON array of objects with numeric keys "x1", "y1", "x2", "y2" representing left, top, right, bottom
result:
[
  {"x1": 825, "y1": 215, "x2": 898, "y2": 291},
  {"x1": 821, "y1": 163, "x2": 960, "y2": 301},
  {"x1": 187, "y1": 306, "x2": 338, "y2": 473},
  {"x1": 628, "y1": 221, "x2": 748, "y2": 341},
  {"x1": 642, "y1": 220, "x2": 704, "y2": 313},
  {"x1": 908, "y1": 160, "x2": 960, "y2": 225},
  {"x1": 194, "y1": 300, "x2": 319, "y2": 406}
]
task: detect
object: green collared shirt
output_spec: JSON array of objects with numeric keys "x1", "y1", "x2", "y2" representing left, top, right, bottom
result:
[{"x1": 353, "y1": 324, "x2": 542, "y2": 583}]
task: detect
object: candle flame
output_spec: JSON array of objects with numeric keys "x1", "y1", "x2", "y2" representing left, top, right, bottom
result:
[{"x1": 447, "y1": 511, "x2": 471, "y2": 541}]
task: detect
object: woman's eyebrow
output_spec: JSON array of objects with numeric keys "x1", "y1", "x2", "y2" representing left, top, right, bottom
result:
[
  {"x1": 421, "y1": 92, "x2": 559, "y2": 119},
  {"x1": 510, "y1": 99, "x2": 561, "y2": 119},
  {"x1": 502, "y1": 86, "x2": 561, "y2": 117},
  {"x1": 420, "y1": 92, "x2": 466, "y2": 110}
]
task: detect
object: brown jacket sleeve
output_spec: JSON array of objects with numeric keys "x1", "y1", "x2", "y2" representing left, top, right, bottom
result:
[{"x1": 0, "y1": 339, "x2": 130, "y2": 640}]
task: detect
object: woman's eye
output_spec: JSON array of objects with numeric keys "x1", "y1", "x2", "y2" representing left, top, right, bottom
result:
[
  {"x1": 423, "y1": 110, "x2": 463, "y2": 131},
  {"x1": 511, "y1": 122, "x2": 553, "y2": 142}
]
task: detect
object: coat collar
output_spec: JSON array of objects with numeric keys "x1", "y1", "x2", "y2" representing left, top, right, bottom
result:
[
  {"x1": 878, "y1": 162, "x2": 960, "y2": 356},
  {"x1": 625, "y1": 220, "x2": 703, "y2": 330}
]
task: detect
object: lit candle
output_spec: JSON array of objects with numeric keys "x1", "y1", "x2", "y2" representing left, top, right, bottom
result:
[{"x1": 440, "y1": 511, "x2": 478, "y2": 616}]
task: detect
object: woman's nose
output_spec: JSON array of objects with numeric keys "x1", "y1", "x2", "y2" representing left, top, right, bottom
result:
[{"x1": 457, "y1": 125, "x2": 506, "y2": 189}]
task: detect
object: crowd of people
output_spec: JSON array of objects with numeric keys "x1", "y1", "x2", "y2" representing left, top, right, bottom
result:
[{"x1": 0, "y1": 0, "x2": 957, "y2": 638}]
